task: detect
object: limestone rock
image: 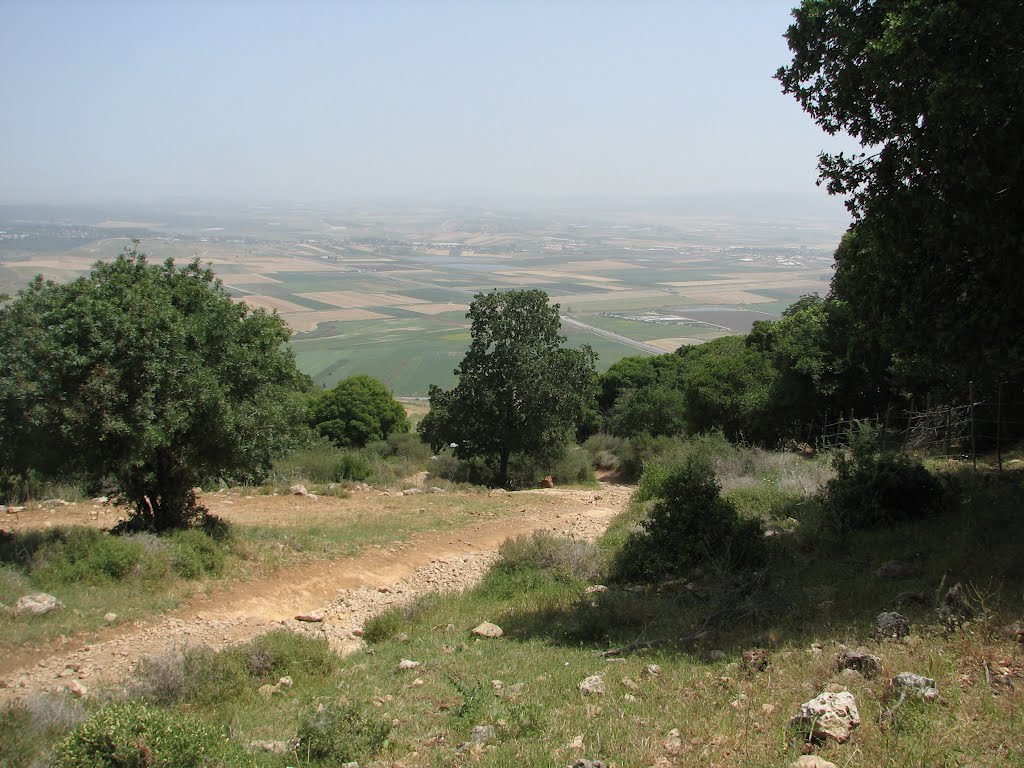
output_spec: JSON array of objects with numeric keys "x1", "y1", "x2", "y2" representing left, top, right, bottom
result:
[
  {"x1": 663, "y1": 728, "x2": 682, "y2": 751},
  {"x1": 249, "y1": 740, "x2": 294, "y2": 754},
  {"x1": 876, "y1": 560, "x2": 912, "y2": 580},
  {"x1": 402, "y1": 488, "x2": 423, "y2": 495},
  {"x1": 471, "y1": 621, "x2": 503, "y2": 638},
  {"x1": 890, "y1": 672, "x2": 938, "y2": 701},
  {"x1": 398, "y1": 659, "x2": 420, "y2": 670},
  {"x1": 584, "y1": 585, "x2": 608, "y2": 595},
  {"x1": 790, "y1": 757, "x2": 838, "y2": 768},
  {"x1": 837, "y1": 646, "x2": 880, "y2": 679},
  {"x1": 939, "y1": 583, "x2": 975, "y2": 628},
  {"x1": 289, "y1": 484, "x2": 309, "y2": 496},
  {"x1": 645, "y1": 664, "x2": 661, "y2": 677},
  {"x1": 790, "y1": 690, "x2": 861, "y2": 743},
  {"x1": 15, "y1": 593, "x2": 63, "y2": 616},
  {"x1": 295, "y1": 609, "x2": 325, "y2": 623},
  {"x1": 62, "y1": 679, "x2": 87, "y2": 698},
  {"x1": 470, "y1": 724, "x2": 496, "y2": 744},
  {"x1": 578, "y1": 674, "x2": 605, "y2": 695},
  {"x1": 875, "y1": 611, "x2": 910, "y2": 639},
  {"x1": 103, "y1": 612, "x2": 118, "y2": 623}
]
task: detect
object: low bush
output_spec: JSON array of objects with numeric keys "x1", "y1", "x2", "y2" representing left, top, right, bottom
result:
[
  {"x1": 131, "y1": 646, "x2": 249, "y2": 706},
  {"x1": 273, "y1": 440, "x2": 371, "y2": 485},
  {"x1": 495, "y1": 530, "x2": 603, "y2": 583},
  {"x1": 582, "y1": 433, "x2": 625, "y2": 472},
  {"x1": 296, "y1": 700, "x2": 391, "y2": 764},
  {"x1": 822, "y1": 448, "x2": 947, "y2": 532},
  {"x1": 612, "y1": 457, "x2": 767, "y2": 582},
  {"x1": 362, "y1": 607, "x2": 408, "y2": 644},
  {"x1": 50, "y1": 701, "x2": 242, "y2": 768},
  {"x1": 31, "y1": 528, "x2": 144, "y2": 585},
  {"x1": 242, "y1": 629, "x2": 336, "y2": 679},
  {"x1": 168, "y1": 528, "x2": 225, "y2": 579},
  {"x1": 0, "y1": 696, "x2": 87, "y2": 768}
]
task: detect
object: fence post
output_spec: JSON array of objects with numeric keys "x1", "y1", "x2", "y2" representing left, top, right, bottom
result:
[
  {"x1": 944, "y1": 406, "x2": 952, "y2": 458},
  {"x1": 969, "y1": 381, "x2": 977, "y2": 470},
  {"x1": 996, "y1": 381, "x2": 1003, "y2": 473}
]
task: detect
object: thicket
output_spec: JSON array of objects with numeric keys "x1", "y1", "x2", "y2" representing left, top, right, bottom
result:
[{"x1": 612, "y1": 456, "x2": 767, "y2": 582}]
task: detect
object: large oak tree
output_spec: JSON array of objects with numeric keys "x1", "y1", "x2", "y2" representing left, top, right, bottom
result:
[{"x1": 419, "y1": 290, "x2": 596, "y2": 488}]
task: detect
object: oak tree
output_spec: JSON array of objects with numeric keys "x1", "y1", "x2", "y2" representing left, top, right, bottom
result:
[{"x1": 419, "y1": 290, "x2": 597, "y2": 488}]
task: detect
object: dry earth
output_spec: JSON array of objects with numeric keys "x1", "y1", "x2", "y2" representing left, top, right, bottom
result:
[{"x1": 0, "y1": 482, "x2": 632, "y2": 704}]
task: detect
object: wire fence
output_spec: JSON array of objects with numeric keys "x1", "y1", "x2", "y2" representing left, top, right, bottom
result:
[{"x1": 810, "y1": 381, "x2": 1023, "y2": 471}]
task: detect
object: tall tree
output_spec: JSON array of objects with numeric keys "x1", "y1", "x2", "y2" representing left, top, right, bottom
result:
[
  {"x1": 419, "y1": 290, "x2": 597, "y2": 488},
  {"x1": 777, "y1": 0, "x2": 1024, "y2": 392},
  {"x1": 0, "y1": 249, "x2": 308, "y2": 529}
]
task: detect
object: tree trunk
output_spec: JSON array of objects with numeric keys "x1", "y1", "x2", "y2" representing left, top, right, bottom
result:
[{"x1": 498, "y1": 449, "x2": 510, "y2": 489}]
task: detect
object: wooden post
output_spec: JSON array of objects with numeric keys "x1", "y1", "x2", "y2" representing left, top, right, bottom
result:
[
  {"x1": 944, "y1": 406, "x2": 952, "y2": 458},
  {"x1": 996, "y1": 381, "x2": 1004, "y2": 473},
  {"x1": 970, "y1": 381, "x2": 977, "y2": 470}
]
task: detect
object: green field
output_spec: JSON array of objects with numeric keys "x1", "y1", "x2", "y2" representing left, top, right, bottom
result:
[{"x1": 0, "y1": 206, "x2": 842, "y2": 396}]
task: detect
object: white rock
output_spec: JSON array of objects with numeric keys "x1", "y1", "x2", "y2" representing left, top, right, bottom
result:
[
  {"x1": 584, "y1": 585, "x2": 608, "y2": 594},
  {"x1": 790, "y1": 690, "x2": 861, "y2": 743},
  {"x1": 103, "y1": 612, "x2": 117, "y2": 623},
  {"x1": 62, "y1": 679, "x2": 87, "y2": 698},
  {"x1": 471, "y1": 621, "x2": 503, "y2": 638},
  {"x1": 578, "y1": 674, "x2": 605, "y2": 695},
  {"x1": 663, "y1": 728, "x2": 682, "y2": 750},
  {"x1": 15, "y1": 593, "x2": 63, "y2": 616},
  {"x1": 289, "y1": 484, "x2": 309, "y2": 496},
  {"x1": 398, "y1": 659, "x2": 420, "y2": 670},
  {"x1": 891, "y1": 672, "x2": 939, "y2": 701},
  {"x1": 790, "y1": 757, "x2": 838, "y2": 768}
]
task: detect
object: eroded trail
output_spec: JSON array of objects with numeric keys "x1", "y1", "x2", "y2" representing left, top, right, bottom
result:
[{"x1": 0, "y1": 483, "x2": 631, "y2": 703}]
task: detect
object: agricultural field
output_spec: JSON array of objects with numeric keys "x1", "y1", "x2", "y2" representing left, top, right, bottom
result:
[{"x1": 0, "y1": 203, "x2": 842, "y2": 395}]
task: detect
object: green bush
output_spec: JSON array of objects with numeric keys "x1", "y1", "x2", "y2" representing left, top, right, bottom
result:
[
  {"x1": 273, "y1": 440, "x2": 372, "y2": 484},
  {"x1": 612, "y1": 457, "x2": 767, "y2": 582},
  {"x1": 50, "y1": 701, "x2": 242, "y2": 768},
  {"x1": 495, "y1": 530, "x2": 603, "y2": 583},
  {"x1": 131, "y1": 646, "x2": 249, "y2": 706},
  {"x1": 0, "y1": 697, "x2": 87, "y2": 768},
  {"x1": 296, "y1": 701, "x2": 391, "y2": 763},
  {"x1": 362, "y1": 608, "x2": 407, "y2": 644},
  {"x1": 31, "y1": 528, "x2": 144, "y2": 586},
  {"x1": 167, "y1": 528, "x2": 225, "y2": 579},
  {"x1": 550, "y1": 447, "x2": 596, "y2": 485},
  {"x1": 242, "y1": 629, "x2": 336, "y2": 679},
  {"x1": 582, "y1": 433, "x2": 625, "y2": 471},
  {"x1": 822, "y1": 449, "x2": 947, "y2": 532}
]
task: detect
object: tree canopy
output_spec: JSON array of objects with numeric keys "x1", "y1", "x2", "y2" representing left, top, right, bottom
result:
[
  {"x1": 419, "y1": 289, "x2": 596, "y2": 488},
  {"x1": 777, "y1": 0, "x2": 1024, "y2": 392},
  {"x1": 309, "y1": 374, "x2": 408, "y2": 448},
  {"x1": 0, "y1": 249, "x2": 307, "y2": 529}
]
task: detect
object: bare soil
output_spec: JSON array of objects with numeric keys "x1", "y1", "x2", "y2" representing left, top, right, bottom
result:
[{"x1": 0, "y1": 482, "x2": 631, "y2": 704}]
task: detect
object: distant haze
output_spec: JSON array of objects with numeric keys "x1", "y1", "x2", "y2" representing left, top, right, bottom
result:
[{"x1": 0, "y1": 0, "x2": 855, "y2": 220}]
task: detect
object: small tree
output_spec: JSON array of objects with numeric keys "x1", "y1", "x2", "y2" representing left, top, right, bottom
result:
[
  {"x1": 0, "y1": 248, "x2": 308, "y2": 530},
  {"x1": 419, "y1": 290, "x2": 597, "y2": 488},
  {"x1": 309, "y1": 374, "x2": 408, "y2": 448}
]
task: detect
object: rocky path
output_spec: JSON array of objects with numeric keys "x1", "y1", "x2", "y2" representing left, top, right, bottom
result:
[{"x1": 0, "y1": 483, "x2": 631, "y2": 704}]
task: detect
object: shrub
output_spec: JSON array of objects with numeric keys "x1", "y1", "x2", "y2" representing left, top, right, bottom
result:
[
  {"x1": 822, "y1": 448, "x2": 946, "y2": 532},
  {"x1": 131, "y1": 646, "x2": 249, "y2": 706},
  {"x1": 50, "y1": 701, "x2": 242, "y2": 768},
  {"x1": 167, "y1": 528, "x2": 225, "y2": 579},
  {"x1": 31, "y1": 528, "x2": 144, "y2": 585},
  {"x1": 362, "y1": 608, "x2": 407, "y2": 644},
  {"x1": 0, "y1": 696, "x2": 87, "y2": 768},
  {"x1": 582, "y1": 433, "x2": 625, "y2": 472},
  {"x1": 273, "y1": 440, "x2": 371, "y2": 485},
  {"x1": 296, "y1": 701, "x2": 391, "y2": 763},
  {"x1": 495, "y1": 531, "x2": 603, "y2": 583},
  {"x1": 549, "y1": 447, "x2": 596, "y2": 485},
  {"x1": 242, "y1": 629, "x2": 336, "y2": 679},
  {"x1": 612, "y1": 457, "x2": 766, "y2": 582}
]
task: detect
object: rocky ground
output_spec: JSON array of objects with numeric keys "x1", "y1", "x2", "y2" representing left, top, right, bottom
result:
[{"x1": 0, "y1": 482, "x2": 632, "y2": 704}]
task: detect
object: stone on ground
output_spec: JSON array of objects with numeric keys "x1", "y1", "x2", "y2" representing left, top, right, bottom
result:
[
  {"x1": 837, "y1": 646, "x2": 880, "y2": 679},
  {"x1": 790, "y1": 757, "x2": 838, "y2": 768},
  {"x1": 471, "y1": 621, "x2": 503, "y2": 638},
  {"x1": 15, "y1": 593, "x2": 63, "y2": 616},
  {"x1": 890, "y1": 672, "x2": 939, "y2": 701},
  {"x1": 578, "y1": 674, "x2": 605, "y2": 695},
  {"x1": 790, "y1": 690, "x2": 861, "y2": 743}
]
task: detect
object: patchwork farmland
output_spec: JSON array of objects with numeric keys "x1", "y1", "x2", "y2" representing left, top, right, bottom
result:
[{"x1": 0, "y1": 204, "x2": 843, "y2": 394}]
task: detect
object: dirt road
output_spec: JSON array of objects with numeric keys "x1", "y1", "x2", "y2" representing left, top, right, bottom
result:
[{"x1": 0, "y1": 483, "x2": 631, "y2": 704}]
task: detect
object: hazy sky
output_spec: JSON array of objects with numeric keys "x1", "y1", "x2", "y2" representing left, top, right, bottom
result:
[{"x1": 0, "y1": 0, "x2": 855, "y2": 215}]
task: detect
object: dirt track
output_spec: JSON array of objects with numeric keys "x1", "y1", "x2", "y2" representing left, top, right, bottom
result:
[{"x1": 0, "y1": 483, "x2": 631, "y2": 704}]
